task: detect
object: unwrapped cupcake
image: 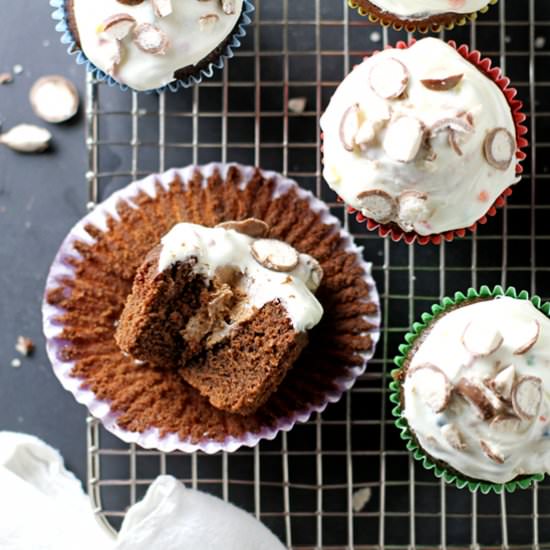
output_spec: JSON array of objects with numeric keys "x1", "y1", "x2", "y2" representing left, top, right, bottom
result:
[
  {"x1": 43, "y1": 164, "x2": 380, "y2": 453},
  {"x1": 391, "y1": 287, "x2": 550, "y2": 493},
  {"x1": 348, "y1": 0, "x2": 497, "y2": 33},
  {"x1": 51, "y1": 0, "x2": 254, "y2": 92},
  {"x1": 320, "y1": 38, "x2": 526, "y2": 245}
]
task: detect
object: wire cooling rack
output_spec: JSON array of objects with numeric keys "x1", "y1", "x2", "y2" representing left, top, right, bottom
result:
[{"x1": 84, "y1": 0, "x2": 550, "y2": 548}]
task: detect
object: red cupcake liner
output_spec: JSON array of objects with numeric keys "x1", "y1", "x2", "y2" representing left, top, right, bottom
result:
[{"x1": 322, "y1": 39, "x2": 528, "y2": 246}]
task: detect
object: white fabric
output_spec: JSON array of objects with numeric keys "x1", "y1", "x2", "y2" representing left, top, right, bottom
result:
[{"x1": 0, "y1": 432, "x2": 285, "y2": 550}]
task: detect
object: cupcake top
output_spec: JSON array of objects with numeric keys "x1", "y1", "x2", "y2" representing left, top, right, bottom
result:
[
  {"x1": 320, "y1": 38, "x2": 519, "y2": 236},
  {"x1": 159, "y1": 221, "x2": 324, "y2": 332},
  {"x1": 403, "y1": 297, "x2": 550, "y2": 484},
  {"x1": 71, "y1": 0, "x2": 244, "y2": 91},
  {"x1": 365, "y1": 0, "x2": 490, "y2": 18}
]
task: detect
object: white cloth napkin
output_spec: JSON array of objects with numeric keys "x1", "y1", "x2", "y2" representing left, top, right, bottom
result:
[{"x1": 0, "y1": 432, "x2": 285, "y2": 550}]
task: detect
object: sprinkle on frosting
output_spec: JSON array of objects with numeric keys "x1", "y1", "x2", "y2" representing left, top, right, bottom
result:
[
  {"x1": 320, "y1": 38, "x2": 520, "y2": 236},
  {"x1": 403, "y1": 297, "x2": 550, "y2": 484},
  {"x1": 72, "y1": 0, "x2": 244, "y2": 91},
  {"x1": 157, "y1": 222, "x2": 324, "y2": 333}
]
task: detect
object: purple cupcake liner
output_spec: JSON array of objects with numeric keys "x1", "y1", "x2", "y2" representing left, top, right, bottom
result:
[
  {"x1": 49, "y1": 0, "x2": 254, "y2": 94},
  {"x1": 42, "y1": 163, "x2": 381, "y2": 453}
]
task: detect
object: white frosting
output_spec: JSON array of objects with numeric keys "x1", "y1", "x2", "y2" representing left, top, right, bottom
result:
[
  {"x1": 367, "y1": 0, "x2": 489, "y2": 18},
  {"x1": 72, "y1": 0, "x2": 244, "y2": 91},
  {"x1": 158, "y1": 223, "x2": 324, "y2": 332},
  {"x1": 404, "y1": 297, "x2": 550, "y2": 484},
  {"x1": 320, "y1": 38, "x2": 519, "y2": 236}
]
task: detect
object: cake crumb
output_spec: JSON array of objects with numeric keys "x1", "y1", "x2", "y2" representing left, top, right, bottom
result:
[
  {"x1": 13, "y1": 64, "x2": 23, "y2": 75},
  {"x1": 352, "y1": 487, "x2": 372, "y2": 512},
  {"x1": 10, "y1": 358, "x2": 22, "y2": 369},
  {"x1": 15, "y1": 336, "x2": 35, "y2": 356}
]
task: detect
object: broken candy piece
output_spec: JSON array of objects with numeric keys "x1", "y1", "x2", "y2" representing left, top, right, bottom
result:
[
  {"x1": 30, "y1": 75, "x2": 79, "y2": 124},
  {"x1": 455, "y1": 378, "x2": 500, "y2": 420},
  {"x1": 133, "y1": 23, "x2": 170, "y2": 55},
  {"x1": 0, "y1": 124, "x2": 51, "y2": 153},
  {"x1": 368, "y1": 57, "x2": 409, "y2": 100},
  {"x1": 461, "y1": 320, "x2": 502, "y2": 356},
  {"x1": 217, "y1": 218, "x2": 269, "y2": 239},
  {"x1": 487, "y1": 364, "x2": 516, "y2": 401},
  {"x1": 152, "y1": 0, "x2": 173, "y2": 18},
  {"x1": 480, "y1": 440, "x2": 505, "y2": 464},
  {"x1": 483, "y1": 127, "x2": 515, "y2": 171},
  {"x1": 356, "y1": 189, "x2": 397, "y2": 224},
  {"x1": 339, "y1": 104, "x2": 361, "y2": 152},
  {"x1": 508, "y1": 319, "x2": 540, "y2": 355},
  {"x1": 407, "y1": 364, "x2": 452, "y2": 414},
  {"x1": 421, "y1": 73, "x2": 464, "y2": 92},
  {"x1": 397, "y1": 191, "x2": 430, "y2": 232},
  {"x1": 441, "y1": 423, "x2": 466, "y2": 450},
  {"x1": 512, "y1": 376, "x2": 542, "y2": 420},
  {"x1": 383, "y1": 116, "x2": 424, "y2": 163},
  {"x1": 97, "y1": 13, "x2": 136, "y2": 41},
  {"x1": 250, "y1": 239, "x2": 299, "y2": 273}
]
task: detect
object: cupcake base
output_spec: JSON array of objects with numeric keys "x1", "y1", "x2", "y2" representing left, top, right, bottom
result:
[
  {"x1": 390, "y1": 285, "x2": 547, "y2": 493},
  {"x1": 347, "y1": 0, "x2": 497, "y2": 33},
  {"x1": 43, "y1": 164, "x2": 380, "y2": 453}
]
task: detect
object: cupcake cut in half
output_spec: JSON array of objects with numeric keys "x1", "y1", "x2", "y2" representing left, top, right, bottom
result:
[
  {"x1": 63, "y1": 0, "x2": 248, "y2": 91},
  {"x1": 43, "y1": 164, "x2": 380, "y2": 453},
  {"x1": 348, "y1": 0, "x2": 497, "y2": 32},
  {"x1": 115, "y1": 220, "x2": 324, "y2": 415},
  {"x1": 391, "y1": 287, "x2": 550, "y2": 492},
  {"x1": 320, "y1": 38, "x2": 526, "y2": 245}
]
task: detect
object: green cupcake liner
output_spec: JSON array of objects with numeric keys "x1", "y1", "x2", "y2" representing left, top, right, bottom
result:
[
  {"x1": 347, "y1": 0, "x2": 498, "y2": 34},
  {"x1": 390, "y1": 285, "x2": 548, "y2": 494}
]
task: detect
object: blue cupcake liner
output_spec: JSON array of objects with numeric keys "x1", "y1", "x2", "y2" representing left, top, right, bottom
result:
[{"x1": 50, "y1": 0, "x2": 254, "y2": 93}]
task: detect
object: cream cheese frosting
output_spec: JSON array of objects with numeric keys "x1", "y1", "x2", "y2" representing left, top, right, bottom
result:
[
  {"x1": 367, "y1": 0, "x2": 489, "y2": 18},
  {"x1": 158, "y1": 222, "x2": 324, "y2": 333},
  {"x1": 72, "y1": 0, "x2": 244, "y2": 91},
  {"x1": 320, "y1": 38, "x2": 520, "y2": 236},
  {"x1": 403, "y1": 297, "x2": 550, "y2": 484}
]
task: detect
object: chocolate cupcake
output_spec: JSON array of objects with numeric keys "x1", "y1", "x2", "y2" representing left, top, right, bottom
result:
[
  {"x1": 50, "y1": 0, "x2": 254, "y2": 92},
  {"x1": 42, "y1": 164, "x2": 380, "y2": 453},
  {"x1": 320, "y1": 38, "x2": 527, "y2": 245},
  {"x1": 115, "y1": 221, "x2": 323, "y2": 415},
  {"x1": 348, "y1": 0, "x2": 497, "y2": 33},
  {"x1": 390, "y1": 286, "x2": 549, "y2": 493}
]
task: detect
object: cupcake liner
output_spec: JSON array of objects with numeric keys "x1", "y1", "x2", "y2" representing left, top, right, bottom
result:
[
  {"x1": 42, "y1": 163, "x2": 381, "y2": 454},
  {"x1": 325, "y1": 39, "x2": 528, "y2": 246},
  {"x1": 389, "y1": 285, "x2": 547, "y2": 493},
  {"x1": 347, "y1": 0, "x2": 497, "y2": 33},
  {"x1": 50, "y1": 0, "x2": 254, "y2": 94}
]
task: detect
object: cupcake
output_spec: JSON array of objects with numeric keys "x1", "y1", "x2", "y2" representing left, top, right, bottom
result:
[
  {"x1": 51, "y1": 0, "x2": 254, "y2": 92},
  {"x1": 320, "y1": 38, "x2": 527, "y2": 245},
  {"x1": 348, "y1": 0, "x2": 497, "y2": 33},
  {"x1": 42, "y1": 164, "x2": 380, "y2": 453},
  {"x1": 115, "y1": 220, "x2": 324, "y2": 415},
  {"x1": 390, "y1": 286, "x2": 549, "y2": 493}
]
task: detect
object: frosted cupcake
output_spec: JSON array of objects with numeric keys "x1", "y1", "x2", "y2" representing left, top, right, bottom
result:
[
  {"x1": 43, "y1": 164, "x2": 380, "y2": 453},
  {"x1": 391, "y1": 287, "x2": 549, "y2": 493},
  {"x1": 320, "y1": 38, "x2": 527, "y2": 245},
  {"x1": 348, "y1": 0, "x2": 497, "y2": 33},
  {"x1": 52, "y1": 0, "x2": 253, "y2": 92}
]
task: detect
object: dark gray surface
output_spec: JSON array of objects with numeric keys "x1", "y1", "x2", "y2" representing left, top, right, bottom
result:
[{"x1": 0, "y1": 1, "x2": 88, "y2": 481}]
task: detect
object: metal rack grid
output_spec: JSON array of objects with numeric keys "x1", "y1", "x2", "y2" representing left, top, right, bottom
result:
[{"x1": 84, "y1": 1, "x2": 550, "y2": 548}]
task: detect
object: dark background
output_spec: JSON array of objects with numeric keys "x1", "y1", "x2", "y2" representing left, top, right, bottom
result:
[{"x1": 0, "y1": 1, "x2": 88, "y2": 481}]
